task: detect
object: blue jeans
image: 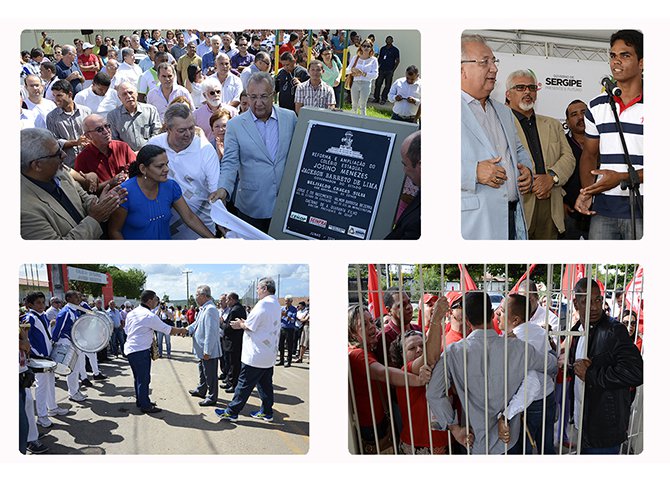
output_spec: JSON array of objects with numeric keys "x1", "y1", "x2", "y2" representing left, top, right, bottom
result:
[
  {"x1": 589, "y1": 215, "x2": 642, "y2": 240},
  {"x1": 525, "y1": 392, "x2": 556, "y2": 454},
  {"x1": 127, "y1": 349, "x2": 152, "y2": 409},
  {"x1": 111, "y1": 327, "x2": 125, "y2": 356},
  {"x1": 156, "y1": 331, "x2": 171, "y2": 356},
  {"x1": 227, "y1": 363, "x2": 274, "y2": 416}
]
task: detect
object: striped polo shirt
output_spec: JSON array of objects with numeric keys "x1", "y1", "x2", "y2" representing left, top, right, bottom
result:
[{"x1": 584, "y1": 92, "x2": 643, "y2": 218}]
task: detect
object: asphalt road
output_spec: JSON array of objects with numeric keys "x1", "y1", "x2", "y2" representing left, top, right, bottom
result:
[{"x1": 33, "y1": 335, "x2": 309, "y2": 455}]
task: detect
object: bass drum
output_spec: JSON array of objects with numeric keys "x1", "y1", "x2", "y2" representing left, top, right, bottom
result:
[
  {"x1": 49, "y1": 340, "x2": 78, "y2": 376},
  {"x1": 71, "y1": 313, "x2": 112, "y2": 353}
]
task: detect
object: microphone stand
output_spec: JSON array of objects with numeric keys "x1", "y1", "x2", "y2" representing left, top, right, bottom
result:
[{"x1": 604, "y1": 89, "x2": 643, "y2": 239}]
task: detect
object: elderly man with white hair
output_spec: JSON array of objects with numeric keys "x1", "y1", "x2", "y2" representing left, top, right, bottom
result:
[
  {"x1": 277, "y1": 295, "x2": 298, "y2": 368},
  {"x1": 193, "y1": 76, "x2": 237, "y2": 141},
  {"x1": 188, "y1": 285, "x2": 222, "y2": 407},
  {"x1": 108, "y1": 82, "x2": 162, "y2": 152},
  {"x1": 202, "y1": 34, "x2": 222, "y2": 75},
  {"x1": 147, "y1": 102, "x2": 219, "y2": 239}
]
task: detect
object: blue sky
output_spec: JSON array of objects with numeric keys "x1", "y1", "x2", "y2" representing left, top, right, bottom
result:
[{"x1": 20, "y1": 264, "x2": 309, "y2": 300}]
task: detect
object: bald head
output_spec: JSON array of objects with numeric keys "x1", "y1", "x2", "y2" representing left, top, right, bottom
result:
[
  {"x1": 400, "y1": 130, "x2": 421, "y2": 187},
  {"x1": 83, "y1": 114, "x2": 112, "y2": 148}
]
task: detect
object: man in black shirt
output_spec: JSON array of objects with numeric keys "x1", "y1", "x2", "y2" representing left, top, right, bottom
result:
[
  {"x1": 275, "y1": 52, "x2": 308, "y2": 112},
  {"x1": 373, "y1": 36, "x2": 400, "y2": 104},
  {"x1": 562, "y1": 100, "x2": 591, "y2": 239}
]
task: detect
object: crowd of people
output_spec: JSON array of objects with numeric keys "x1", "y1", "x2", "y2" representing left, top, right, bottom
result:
[
  {"x1": 461, "y1": 30, "x2": 643, "y2": 240},
  {"x1": 348, "y1": 279, "x2": 643, "y2": 455},
  {"x1": 18, "y1": 280, "x2": 309, "y2": 454},
  {"x1": 20, "y1": 29, "x2": 421, "y2": 240}
]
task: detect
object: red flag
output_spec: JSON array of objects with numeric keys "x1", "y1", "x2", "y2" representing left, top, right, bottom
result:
[
  {"x1": 561, "y1": 264, "x2": 586, "y2": 298},
  {"x1": 458, "y1": 264, "x2": 477, "y2": 291},
  {"x1": 510, "y1": 264, "x2": 538, "y2": 293},
  {"x1": 624, "y1": 266, "x2": 644, "y2": 323},
  {"x1": 367, "y1": 264, "x2": 384, "y2": 319}
]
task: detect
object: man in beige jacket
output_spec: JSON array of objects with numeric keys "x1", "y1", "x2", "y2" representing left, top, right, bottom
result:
[{"x1": 506, "y1": 69, "x2": 575, "y2": 239}]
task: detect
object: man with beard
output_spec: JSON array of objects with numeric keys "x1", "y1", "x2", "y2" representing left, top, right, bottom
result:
[
  {"x1": 506, "y1": 69, "x2": 575, "y2": 240},
  {"x1": 194, "y1": 76, "x2": 237, "y2": 140}
]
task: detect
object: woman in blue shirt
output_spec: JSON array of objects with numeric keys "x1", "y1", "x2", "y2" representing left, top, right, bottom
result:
[{"x1": 108, "y1": 145, "x2": 215, "y2": 240}]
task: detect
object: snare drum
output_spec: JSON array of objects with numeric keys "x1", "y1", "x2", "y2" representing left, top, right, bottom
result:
[
  {"x1": 49, "y1": 340, "x2": 78, "y2": 376},
  {"x1": 27, "y1": 358, "x2": 57, "y2": 373},
  {"x1": 71, "y1": 313, "x2": 112, "y2": 353}
]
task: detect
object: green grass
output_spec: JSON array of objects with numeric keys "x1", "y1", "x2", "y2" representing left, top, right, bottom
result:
[{"x1": 340, "y1": 102, "x2": 393, "y2": 119}]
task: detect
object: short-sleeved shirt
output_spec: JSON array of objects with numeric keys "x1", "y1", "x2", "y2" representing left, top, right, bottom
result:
[
  {"x1": 55, "y1": 60, "x2": 84, "y2": 94},
  {"x1": 378, "y1": 45, "x2": 400, "y2": 72},
  {"x1": 294, "y1": 80, "x2": 335, "y2": 109},
  {"x1": 231, "y1": 52, "x2": 254, "y2": 70},
  {"x1": 45, "y1": 104, "x2": 93, "y2": 167},
  {"x1": 137, "y1": 68, "x2": 160, "y2": 95},
  {"x1": 241, "y1": 295, "x2": 281, "y2": 368},
  {"x1": 348, "y1": 346, "x2": 384, "y2": 428},
  {"x1": 396, "y1": 360, "x2": 451, "y2": 448},
  {"x1": 74, "y1": 140, "x2": 137, "y2": 182},
  {"x1": 77, "y1": 53, "x2": 99, "y2": 80},
  {"x1": 146, "y1": 84, "x2": 194, "y2": 120},
  {"x1": 177, "y1": 54, "x2": 201, "y2": 83},
  {"x1": 275, "y1": 66, "x2": 309, "y2": 110},
  {"x1": 584, "y1": 92, "x2": 644, "y2": 218},
  {"x1": 119, "y1": 177, "x2": 182, "y2": 240},
  {"x1": 108, "y1": 102, "x2": 162, "y2": 152}
]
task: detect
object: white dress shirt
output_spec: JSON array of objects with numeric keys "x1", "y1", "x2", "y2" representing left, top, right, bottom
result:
[
  {"x1": 388, "y1": 78, "x2": 421, "y2": 117},
  {"x1": 124, "y1": 305, "x2": 172, "y2": 355}
]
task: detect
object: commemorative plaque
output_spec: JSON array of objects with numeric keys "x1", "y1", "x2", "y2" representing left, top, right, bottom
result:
[{"x1": 283, "y1": 121, "x2": 395, "y2": 240}]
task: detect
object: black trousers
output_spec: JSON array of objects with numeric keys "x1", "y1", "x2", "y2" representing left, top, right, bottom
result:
[
  {"x1": 373, "y1": 70, "x2": 395, "y2": 101},
  {"x1": 278, "y1": 328, "x2": 295, "y2": 365}
]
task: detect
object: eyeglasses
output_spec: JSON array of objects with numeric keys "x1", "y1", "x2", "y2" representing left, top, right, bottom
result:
[
  {"x1": 86, "y1": 123, "x2": 112, "y2": 134},
  {"x1": 259, "y1": 59, "x2": 270, "y2": 65},
  {"x1": 461, "y1": 58, "x2": 499, "y2": 67},
  {"x1": 208, "y1": 89, "x2": 221, "y2": 95},
  {"x1": 31, "y1": 146, "x2": 65, "y2": 163},
  {"x1": 248, "y1": 93, "x2": 273, "y2": 101},
  {"x1": 510, "y1": 84, "x2": 539, "y2": 92}
]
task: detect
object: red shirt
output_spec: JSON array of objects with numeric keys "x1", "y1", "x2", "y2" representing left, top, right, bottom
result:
[
  {"x1": 348, "y1": 346, "x2": 384, "y2": 428},
  {"x1": 74, "y1": 141, "x2": 136, "y2": 182},
  {"x1": 77, "y1": 53, "x2": 99, "y2": 80},
  {"x1": 396, "y1": 360, "x2": 450, "y2": 448},
  {"x1": 375, "y1": 319, "x2": 421, "y2": 364},
  {"x1": 279, "y1": 43, "x2": 296, "y2": 57}
]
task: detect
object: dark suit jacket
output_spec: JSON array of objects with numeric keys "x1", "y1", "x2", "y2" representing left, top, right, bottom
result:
[
  {"x1": 385, "y1": 191, "x2": 420, "y2": 240},
  {"x1": 224, "y1": 302, "x2": 247, "y2": 349}
]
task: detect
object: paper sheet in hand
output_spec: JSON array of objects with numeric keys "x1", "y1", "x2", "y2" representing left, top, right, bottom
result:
[{"x1": 210, "y1": 202, "x2": 274, "y2": 240}]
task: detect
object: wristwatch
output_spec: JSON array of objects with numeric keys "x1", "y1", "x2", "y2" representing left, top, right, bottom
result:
[{"x1": 549, "y1": 170, "x2": 559, "y2": 185}]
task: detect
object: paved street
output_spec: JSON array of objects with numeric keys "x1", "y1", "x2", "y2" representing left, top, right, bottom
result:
[{"x1": 33, "y1": 335, "x2": 309, "y2": 455}]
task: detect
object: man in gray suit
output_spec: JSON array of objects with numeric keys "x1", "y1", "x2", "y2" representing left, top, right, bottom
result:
[
  {"x1": 210, "y1": 71, "x2": 298, "y2": 233},
  {"x1": 188, "y1": 285, "x2": 222, "y2": 407},
  {"x1": 461, "y1": 34, "x2": 533, "y2": 240},
  {"x1": 426, "y1": 291, "x2": 556, "y2": 454}
]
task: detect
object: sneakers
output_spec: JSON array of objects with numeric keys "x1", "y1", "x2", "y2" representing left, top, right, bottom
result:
[
  {"x1": 47, "y1": 407, "x2": 69, "y2": 416},
  {"x1": 92, "y1": 373, "x2": 107, "y2": 380},
  {"x1": 215, "y1": 408, "x2": 238, "y2": 421},
  {"x1": 70, "y1": 391, "x2": 87, "y2": 402},
  {"x1": 27, "y1": 440, "x2": 49, "y2": 454},
  {"x1": 250, "y1": 410, "x2": 273, "y2": 422},
  {"x1": 36, "y1": 416, "x2": 52, "y2": 428},
  {"x1": 80, "y1": 378, "x2": 93, "y2": 387}
]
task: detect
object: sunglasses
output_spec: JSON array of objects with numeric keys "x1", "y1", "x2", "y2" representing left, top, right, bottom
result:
[
  {"x1": 208, "y1": 89, "x2": 221, "y2": 95},
  {"x1": 510, "y1": 84, "x2": 539, "y2": 92},
  {"x1": 87, "y1": 123, "x2": 112, "y2": 134}
]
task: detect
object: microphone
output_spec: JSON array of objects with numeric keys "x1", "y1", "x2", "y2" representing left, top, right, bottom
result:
[{"x1": 601, "y1": 77, "x2": 622, "y2": 97}]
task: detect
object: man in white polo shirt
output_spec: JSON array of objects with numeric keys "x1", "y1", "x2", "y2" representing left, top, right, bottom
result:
[
  {"x1": 216, "y1": 277, "x2": 281, "y2": 422},
  {"x1": 124, "y1": 290, "x2": 187, "y2": 414},
  {"x1": 574, "y1": 30, "x2": 643, "y2": 240}
]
